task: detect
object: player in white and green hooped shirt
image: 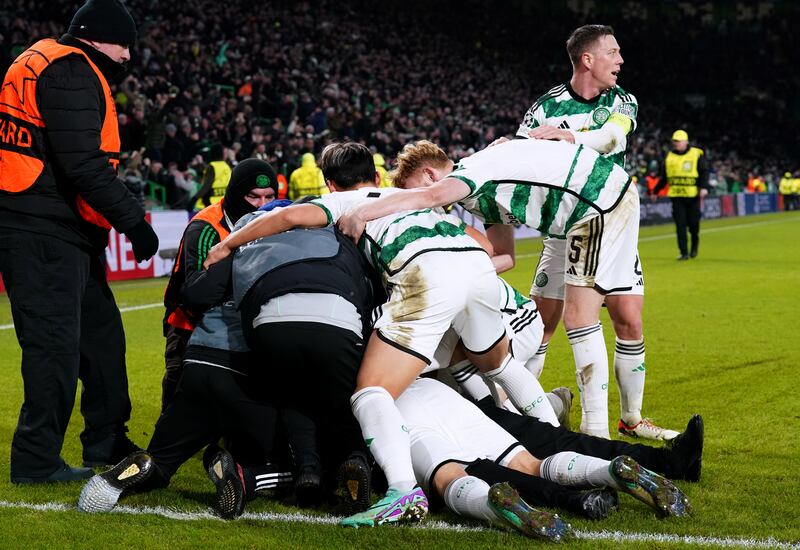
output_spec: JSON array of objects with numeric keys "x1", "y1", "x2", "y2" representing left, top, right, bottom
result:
[
  {"x1": 204, "y1": 142, "x2": 560, "y2": 528},
  {"x1": 515, "y1": 24, "x2": 678, "y2": 441},
  {"x1": 336, "y1": 136, "x2": 644, "y2": 441}
]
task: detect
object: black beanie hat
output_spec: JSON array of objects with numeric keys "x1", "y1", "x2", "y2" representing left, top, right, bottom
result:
[
  {"x1": 223, "y1": 159, "x2": 280, "y2": 223},
  {"x1": 68, "y1": 0, "x2": 137, "y2": 46}
]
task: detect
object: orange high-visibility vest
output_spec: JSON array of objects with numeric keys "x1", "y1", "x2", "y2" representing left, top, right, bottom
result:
[
  {"x1": 0, "y1": 38, "x2": 120, "y2": 228},
  {"x1": 164, "y1": 202, "x2": 230, "y2": 331}
]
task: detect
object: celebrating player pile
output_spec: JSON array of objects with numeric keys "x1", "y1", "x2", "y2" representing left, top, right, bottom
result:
[
  {"x1": 338, "y1": 135, "x2": 640, "y2": 439},
  {"x1": 75, "y1": 22, "x2": 702, "y2": 538}
]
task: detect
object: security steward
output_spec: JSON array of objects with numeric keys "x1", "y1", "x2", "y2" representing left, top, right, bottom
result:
[
  {"x1": 651, "y1": 129, "x2": 709, "y2": 260},
  {"x1": 779, "y1": 171, "x2": 797, "y2": 211},
  {"x1": 190, "y1": 143, "x2": 231, "y2": 211},
  {"x1": 0, "y1": 0, "x2": 160, "y2": 482},
  {"x1": 162, "y1": 158, "x2": 279, "y2": 411}
]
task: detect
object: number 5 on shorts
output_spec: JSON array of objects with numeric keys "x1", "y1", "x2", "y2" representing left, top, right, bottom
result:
[{"x1": 568, "y1": 236, "x2": 583, "y2": 263}]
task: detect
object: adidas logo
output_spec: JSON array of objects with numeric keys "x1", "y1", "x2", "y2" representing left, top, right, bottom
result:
[
  {"x1": 558, "y1": 121, "x2": 571, "y2": 130},
  {"x1": 636, "y1": 278, "x2": 644, "y2": 286},
  {"x1": 567, "y1": 266, "x2": 577, "y2": 275}
]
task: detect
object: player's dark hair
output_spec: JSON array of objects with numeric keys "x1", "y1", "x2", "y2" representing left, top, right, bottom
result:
[
  {"x1": 319, "y1": 142, "x2": 375, "y2": 190},
  {"x1": 566, "y1": 24, "x2": 615, "y2": 66}
]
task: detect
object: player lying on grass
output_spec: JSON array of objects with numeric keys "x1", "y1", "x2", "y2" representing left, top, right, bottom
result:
[
  {"x1": 337, "y1": 138, "x2": 645, "y2": 439},
  {"x1": 204, "y1": 142, "x2": 561, "y2": 528},
  {"x1": 424, "y1": 279, "x2": 704, "y2": 488},
  {"x1": 392, "y1": 377, "x2": 691, "y2": 542}
]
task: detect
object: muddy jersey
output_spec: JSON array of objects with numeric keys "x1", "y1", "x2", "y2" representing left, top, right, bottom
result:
[
  {"x1": 310, "y1": 187, "x2": 482, "y2": 279},
  {"x1": 451, "y1": 139, "x2": 631, "y2": 238}
]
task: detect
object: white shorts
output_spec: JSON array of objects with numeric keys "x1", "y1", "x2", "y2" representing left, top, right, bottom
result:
[
  {"x1": 503, "y1": 301, "x2": 544, "y2": 362},
  {"x1": 531, "y1": 185, "x2": 644, "y2": 297},
  {"x1": 374, "y1": 251, "x2": 505, "y2": 365},
  {"x1": 396, "y1": 378, "x2": 525, "y2": 492},
  {"x1": 425, "y1": 327, "x2": 460, "y2": 373},
  {"x1": 425, "y1": 299, "x2": 542, "y2": 373}
]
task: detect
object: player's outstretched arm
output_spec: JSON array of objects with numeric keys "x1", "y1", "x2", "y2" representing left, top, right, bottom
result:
[
  {"x1": 486, "y1": 224, "x2": 516, "y2": 273},
  {"x1": 337, "y1": 178, "x2": 472, "y2": 240},
  {"x1": 463, "y1": 225, "x2": 495, "y2": 256},
  {"x1": 203, "y1": 204, "x2": 328, "y2": 268}
]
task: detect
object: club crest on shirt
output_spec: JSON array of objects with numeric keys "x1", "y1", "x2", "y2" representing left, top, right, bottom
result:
[{"x1": 592, "y1": 107, "x2": 611, "y2": 125}]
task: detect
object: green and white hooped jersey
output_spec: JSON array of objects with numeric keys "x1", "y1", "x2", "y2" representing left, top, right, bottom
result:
[
  {"x1": 452, "y1": 139, "x2": 631, "y2": 238},
  {"x1": 498, "y1": 277, "x2": 531, "y2": 313},
  {"x1": 310, "y1": 187, "x2": 481, "y2": 278},
  {"x1": 516, "y1": 83, "x2": 638, "y2": 168}
]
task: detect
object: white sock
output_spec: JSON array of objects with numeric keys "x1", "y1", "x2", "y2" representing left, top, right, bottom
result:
[
  {"x1": 567, "y1": 323, "x2": 610, "y2": 438},
  {"x1": 485, "y1": 354, "x2": 559, "y2": 426},
  {"x1": 525, "y1": 341, "x2": 549, "y2": 378},
  {"x1": 350, "y1": 386, "x2": 416, "y2": 492},
  {"x1": 449, "y1": 360, "x2": 493, "y2": 401},
  {"x1": 614, "y1": 338, "x2": 646, "y2": 426},
  {"x1": 546, "y1": 392, "x2": 564, "y2": 419},
  {"x1": 539, "y1": 451, "x2": 615, "y2": 488},
  {"x1": 443, "y1": 475, "x2": 499, "y2": 524}
]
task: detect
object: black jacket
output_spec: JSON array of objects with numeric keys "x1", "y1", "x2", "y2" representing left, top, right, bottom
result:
[{"x1": 0, "y1": 34, "x2": 144, "y2": 252}]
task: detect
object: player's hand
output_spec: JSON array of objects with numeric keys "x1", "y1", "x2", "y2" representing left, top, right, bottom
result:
[
  {"x1": 527, "y1": 126, "x2": 575, "y2": 143},
  {"x1": 203, "y1": 241, "x2": 232, "y2": 269},
  {"x1": 699, "y1": 188, "x2": 709, "y2": 199},
  {"x1": 487, "y1": 136, "x2": 509, "y2": 148},
  {"x1": 649, "y1": 194, "x2": 658, "y2": 203},
  {"x1": 337, "y1": 211, "x2": 367, "y2": 243}
]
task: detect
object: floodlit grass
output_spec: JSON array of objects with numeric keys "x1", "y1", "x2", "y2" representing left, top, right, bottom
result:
[{"x1": 1, "y1": 212, "x2": 798, "y2": 548}]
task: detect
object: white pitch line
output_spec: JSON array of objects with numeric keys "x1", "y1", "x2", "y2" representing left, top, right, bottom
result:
[
  {"x1": 0, "y1": 500, "x2": 797, "y2": 548},
  {"x1": 0, "y1": 302, "x2": 162, "y2": 331},
  {"x1": 516, "y1": 214, "x2": 800, "y2": 260}
]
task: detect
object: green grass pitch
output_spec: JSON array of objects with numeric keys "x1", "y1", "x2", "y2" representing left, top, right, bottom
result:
[{"x1": 0, "y1": 211, "x2": 798, "y2": 548}]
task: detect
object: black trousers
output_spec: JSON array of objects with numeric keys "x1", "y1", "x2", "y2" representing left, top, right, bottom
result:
[
  {"x1": 0, "y1": 230, "x2": 131, "y2": 477},
  {"x1": 145, "y1": 361, "x2": 278, "y2": 487},
  {"x1": 671, "y1": 197, "x2": 702, "y2": 255},
  {"x1": 252, "y1": 322, "x2": 366, "y2": 478},
  {"x1": 477, "y1": 398, "x2": 672, "y2": 476}
]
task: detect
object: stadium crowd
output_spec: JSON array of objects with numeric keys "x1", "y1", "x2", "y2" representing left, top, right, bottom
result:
[
  {"x1": 1, "y1": 0, "x2": 719, "y2": 537},
  {"x1": 2, "y1": 0, "x2": 797, "y2": 208}
]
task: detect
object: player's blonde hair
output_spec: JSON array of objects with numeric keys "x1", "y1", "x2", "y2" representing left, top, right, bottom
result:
[{"x1": 391, "y1": 140, "x2": 451, "y2": 188}]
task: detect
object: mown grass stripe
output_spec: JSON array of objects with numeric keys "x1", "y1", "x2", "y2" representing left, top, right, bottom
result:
[
  {"x1": 515, "y1": 214, "x2": 800, "y2": 260},
  {"x1": 0, "y1": 501, "x2": 796, "y2": 548},
  {"x1": 0, "y1": 303, "x2": 163, "y2": 330}
]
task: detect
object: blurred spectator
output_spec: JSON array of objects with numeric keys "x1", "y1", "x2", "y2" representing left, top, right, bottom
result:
[
  {"x1": 288, "y1": 152, "x2": 328, "y2": 200},
  {"x1": 3, "y1": 0, "x2": 796, "y2": 208},
  {"x1": 373, "y1": 153, "x2": 393, "y2": 188}
]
